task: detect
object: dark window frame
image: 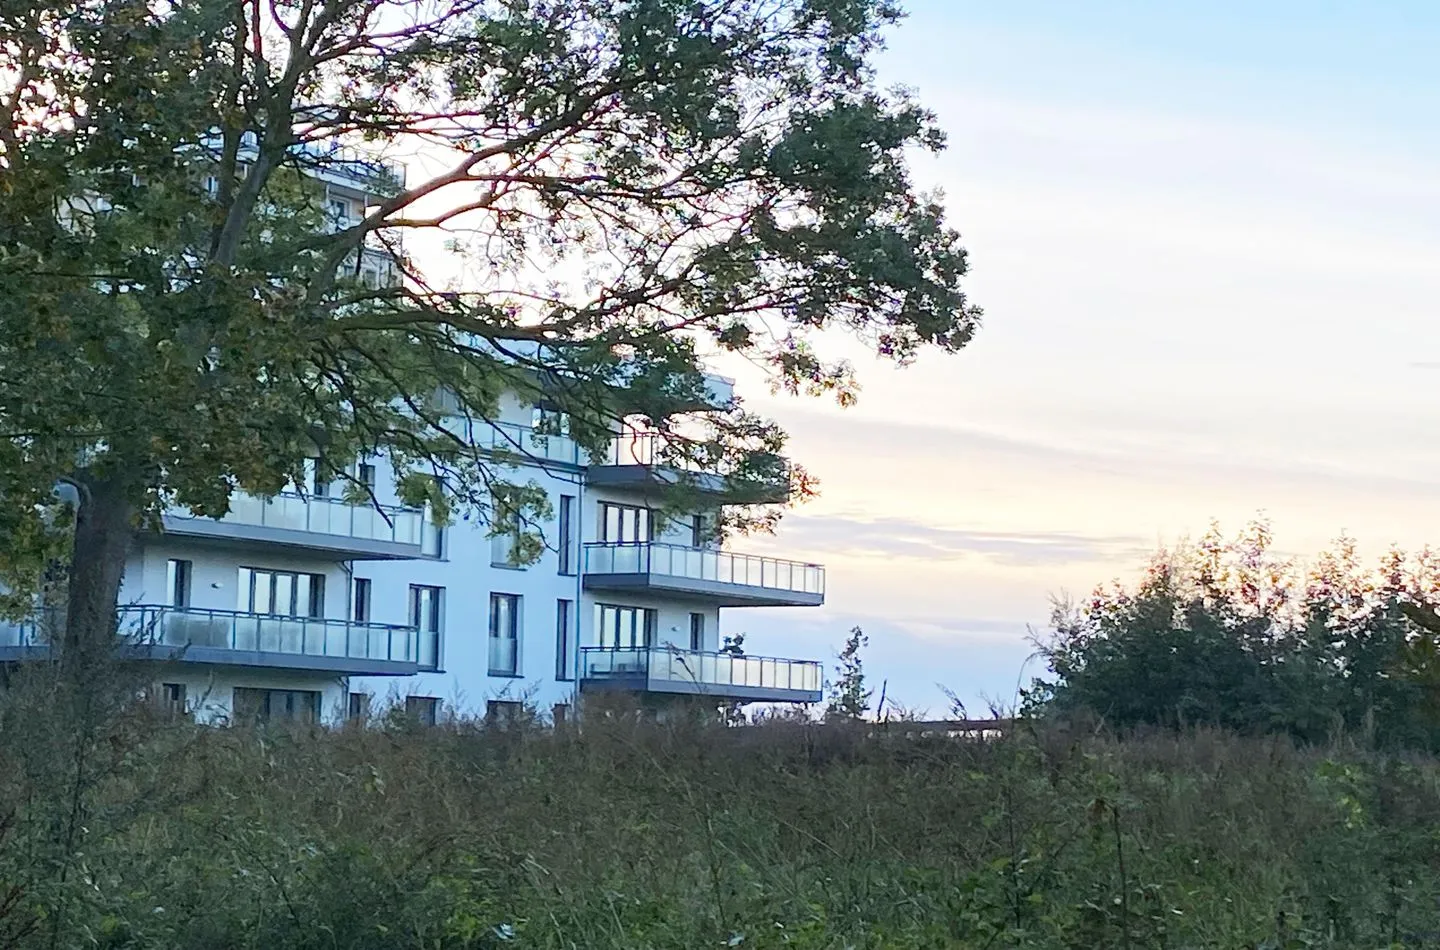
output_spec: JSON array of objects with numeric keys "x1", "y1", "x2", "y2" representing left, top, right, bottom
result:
[{"x1": 488, "y1": 592, "x2": 521, "y2": 676}]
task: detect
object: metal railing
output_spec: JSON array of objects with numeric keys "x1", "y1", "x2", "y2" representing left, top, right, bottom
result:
[
  {"x1": 599, "y1": 431, "x2": 783, "y2": 474},
  {"x1": 580, "y1": 645, "x2": 822, "y2": 695},
  {"x1": 0, "y1": 615, "x2": 49, "y2": 649},
  {"x1": 597, "y1": 431, "x2": 791, "y2": 499},
  {"x1": 2, "y1": 606, "x2": 426, "y2": 668},
  {"x1": 583, "y1": 542, "x2": 824, "y2": 595},
  {"x1": 293, "y1": 140, "x2": 406, "y2": 192},
  {"x1": 170, "y1": 493, "x2": 424, "y2": 547},
  {"x1": 476, "y1": 421, "x2": 582, "y2": 466}
]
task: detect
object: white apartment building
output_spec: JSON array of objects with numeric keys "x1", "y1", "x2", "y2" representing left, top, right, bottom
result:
[{"x1": 0, "y1": 146, "x2": 826, "y2": 724}]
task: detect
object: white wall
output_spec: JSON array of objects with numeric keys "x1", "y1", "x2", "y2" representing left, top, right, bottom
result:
[
  {"x1": 113, "y1": 396, "x2": 809, "y2": 722},
  {"x1": 124, "y1": 540, "x2": 350, "y2": 615},
  {"x1": 351, "y1": 441, "x2": 588, "y2": 715},
  {"x1": 157, "y1": 665, "x2": 349, "y2": 725}
]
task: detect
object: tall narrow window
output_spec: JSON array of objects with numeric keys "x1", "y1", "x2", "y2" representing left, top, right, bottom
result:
[
  {"x1": 409, "y1": 585, "x2": 443, "y2": 670},
  {"x1": 326, "y1": 196, "x2": 352, "y2": 227},
  {"x1": 160, "y1": 683, "x2": 187, "y2": 717},
  {"x1": 348, "y1": 692, "x2": 370, "y2": 722},
  {"x1": 357, "y1": 462, "x2": 377, "y2": 490},
  {"x1": 557, "y1": 495, "x2": 575, "y2": 574},
  {"x1": 352, "y1": 578, "x2": 372, "y2": 624},
  {"x1": 308, "y1": 459, "x2": 331, "y2": 497},
  {"x1": 421, "y1": 520, "x2": 445, "y2": 558},
  {"x1": 490, "y1": 506, "x2": 523, "y2": 567},
  {"x1": 689, "y1": 612, "x2": 705, "y2": 652},
  {"x1": 488, "y1": 593, "x2": 521, "y2": 675},
  {"x1": 690, "y1": 514, "x2": 706, "y2": 548},
  {"x1": 420, "y1": 475, "x2": 446, "y2": 557},
  {"x1": 555, "y1": 599, "x2": 573, "y2": 680},
  {"x1": 166, "y1": 559, "x2": 191, "y2": 608}
]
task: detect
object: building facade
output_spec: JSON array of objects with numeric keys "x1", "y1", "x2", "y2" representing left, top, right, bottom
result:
[{"x1": 0, "y1": 149, "x2": 826, "y2": 724}]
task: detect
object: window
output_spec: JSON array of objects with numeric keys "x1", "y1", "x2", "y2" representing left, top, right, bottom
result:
[
  {"x1": 555, "y1": 599, "x2": 573, "y2": 680},
  {"x1": 420, "y1": 476, "x2": 446, "y2": 557},
  {"x1": 689, "y1": 612, "x2": 706, "y2": 652},
  {"x1": 409, "y1": 585, "x2": 443, "y2": 670},
  {"x1": 233, "y1": 687, "x2": 320, "y2": 724},
  {"x1": 594, "y1": 604, "x2": 656, "y2": 649},
  {"x1": 490, "y1": 507, "x2": 523, "y2": 567},
  {"x1": 160, "y1": 682, "x2": 186, "y2": 717},
  {"x1": 347, "y1": 692, "x2": 370, "y2": 722},
  {"x1": 357, "y1": 462, "x2": 377, "y2": 490},
  {"x1": 486, "y1": 700, "x2": 524, "y2": 726},
  {"x1": 406, "y1": 696, "x2": 439, "y2": 726},
  {"x1": 238, "y1": 568, "x2": 324, "y2": 618},
  {"x1": 489, "y1": 593, "x2": 521, "y2": 675},
  {"x1": 352, "y1": 578, "x2": 372, "y2": 624},
  {"x1": 557, "y1": 495, "x2": 575, "y2": 575},
  {"x1": 326, "y1": 196, "x2": 352, "y2": 226},
  {"x1": 421, "y1": 520, "x2": 445, "y2": 558},
  {"x1": 308, "y1": 459, "x2": 331, "y2": 497},
  {"x1": 599, "y1": 503, "x2": 652, "y2": 543},
  {"x1": 690, "y1": 514, "x2": 707, "y2": 548},
  {"x1": 166, "y1": 559, "x2": 191, "y2": 608},
  {"x1": 552, "y1": 703, "x2": 570, "y2": 727}
]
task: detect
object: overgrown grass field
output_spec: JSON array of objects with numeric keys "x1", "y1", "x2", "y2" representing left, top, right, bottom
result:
[{"x1": 3, "y1": 684, "x2": 1440, "y2": 949}]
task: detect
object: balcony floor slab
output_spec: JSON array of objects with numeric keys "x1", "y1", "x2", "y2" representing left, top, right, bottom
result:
[
  {"x1": 582, "y1": 572, "x2": 824, "y2": 607},
  {"x1": 160, "y1": 514, "x2": 424, "y2": 561}
]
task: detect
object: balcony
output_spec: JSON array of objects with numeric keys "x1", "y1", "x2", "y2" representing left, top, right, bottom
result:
[
  {"x1": 293, "y1": 140, "x2": 406, "y2": 195},
  {"x1": 0, "y1": 606, "x2": 429, "y2": 676},
  {"x1": 476, "y1": 421, "x2": 583, "y2": 467},
  {"x1": 583, "y1": 543, "x2": 824, "y2": 607},
  {"x1": 163, "y1": 493, "x2": 426, "y2": 560},
  {"x1": 587, "y1": 432, "x2": 791, "y2": 505},
  {"x1": 580, "y1": 646, "x2": 822, "y2": 703}
]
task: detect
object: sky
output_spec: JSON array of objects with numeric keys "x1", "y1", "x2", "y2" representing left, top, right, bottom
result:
[{"x1": 718, "y1": 1, "x2": 1440, "y2": 715}]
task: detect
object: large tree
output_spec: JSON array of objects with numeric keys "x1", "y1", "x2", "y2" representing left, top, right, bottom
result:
[{"x1": 0, "y1": 0, "x2": 980, "y2": 666}]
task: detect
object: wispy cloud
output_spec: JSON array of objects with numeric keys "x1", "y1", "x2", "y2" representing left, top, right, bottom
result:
[{"x1": 780, "y1": 514, "x2": 1152, "y2": 568}]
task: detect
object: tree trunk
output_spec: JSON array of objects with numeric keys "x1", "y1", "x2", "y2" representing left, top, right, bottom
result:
[{"x1": 61, "y1": 474, "x2": 136, "y2": 680}]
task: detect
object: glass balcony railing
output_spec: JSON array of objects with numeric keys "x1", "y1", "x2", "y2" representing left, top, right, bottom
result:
[
  {"x1": 1, "y1": 607, "x2": 426, "y2": 668},
  {"x1": 488, "y1": 637, "x2": 518, "y2": 676},
  {"x1": 580, "y1": 646, "x2": 822, "y2": 698},
  {"x1": 0, "y1": 616, "x2": 46, "y2": 649},
  {"x1": 293, "y1": 140, "x2": 406, "y2": 193},
  {"x1": 600, "y1": 431, "x2": 785, "y2": 474},
  {"x1": 594, "y1": 431, "x2": 791, "y2": 502},
  {"x1": 123, "y1": 606, "x2": 425, "y2": 666},
  {"x1": 476, "y1": 421, "x2": 582, "y2": 466},
  {"x1": 170, "y1": 493, "x2": 423, "y2": 547},
  {"x1": 583, "y1": 542, "x2": 825, "y2": 596}
]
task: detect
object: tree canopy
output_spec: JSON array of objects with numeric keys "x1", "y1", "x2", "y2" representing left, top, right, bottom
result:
[
  {"x1": 0, "y1": 0, "x2": 981, "y2": 653},
  {"x1": 1033, "y1": 519, "x2": 1440, "y2": 750}
]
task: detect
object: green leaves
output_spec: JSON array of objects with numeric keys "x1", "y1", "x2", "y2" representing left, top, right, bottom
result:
[
  {"x1": 0, "y1": 0, "x2": 980, "y2": 606},
  {"x1": 1038, "y1": 519, "x2": 1440, "y2": 750}
]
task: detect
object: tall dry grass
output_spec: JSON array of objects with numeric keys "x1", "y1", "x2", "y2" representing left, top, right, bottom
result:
[{"x1": 1, "y1": 673, "x2": 1438, "y2": 948}]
